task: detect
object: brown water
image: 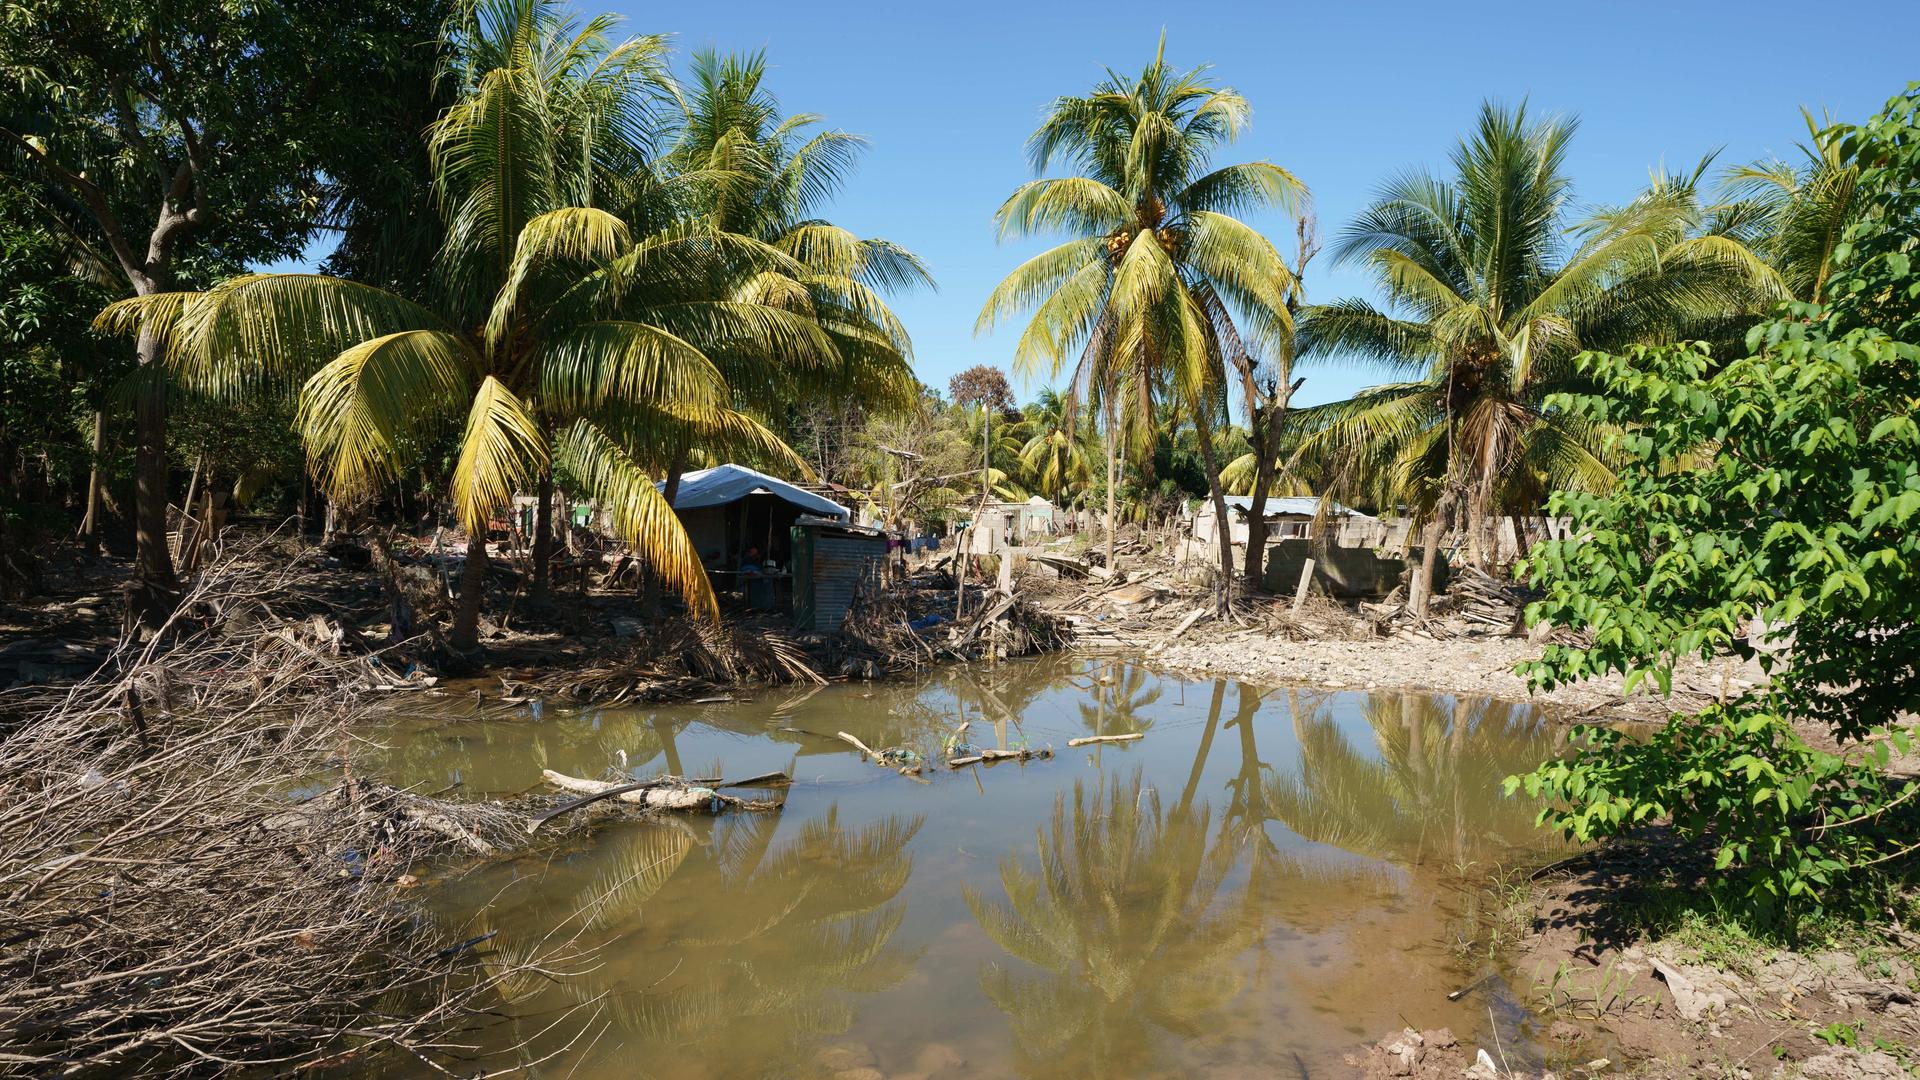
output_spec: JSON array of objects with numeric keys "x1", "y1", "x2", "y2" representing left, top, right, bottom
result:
[{"x1": 368, "y1": 656, "x2": 1571, "y2": 1079}]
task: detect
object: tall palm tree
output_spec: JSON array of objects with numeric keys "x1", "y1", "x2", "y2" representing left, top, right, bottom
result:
[
  {"x1": 957, "y1": 401, "x2": 1030, "y2": 501},
  {"x1": 662, "y1": 50, "x2": 929, "y2": 497},
  {"x1": 978, "y1": 37, "x2": 1306, "y2": 611},
  {"x1": 1601, "y1": 110, "x2": 1860, "y2": 318},
  {"x1": 1292, "y1": 101, "x2": 1778, "y2": 610},
  {"x1": 101, "y1": 0, "x2": 828, "y2": 650}
]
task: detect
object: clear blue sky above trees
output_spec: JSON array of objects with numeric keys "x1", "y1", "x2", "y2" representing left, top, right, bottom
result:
[{"x1": 276, "y1": 0, "x2": 1920, "y2": 406}]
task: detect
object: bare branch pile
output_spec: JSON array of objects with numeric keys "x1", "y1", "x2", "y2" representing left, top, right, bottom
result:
[{"x1": 0, "y1": 536, "x2": 584, "y2": 1077}]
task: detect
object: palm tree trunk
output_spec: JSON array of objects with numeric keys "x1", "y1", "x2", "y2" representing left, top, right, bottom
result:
[
  {"x1": 130, "y1": 331, "x2": 178, "y2": 628},
  {"x1": 1411, "y1": 493, "x2": 1455, "y2": 619},
  {"x1": 1240, "y1": 377, "x2": 1302, "y2": 592},
  {"x1": 1178, "y1": 679, "x2": 1227, "y2": 814},
  {"x1": 78, "y1": 409, "x2": 105, "y2": 557},
  {"x1": 451, "y1": 530, "x2": 489, "y2": 652},
  {"x1": 530, "y1": 464, "x2": 555, "y2": 601},
  {"x1": 1190, "y1": 407, "x2": 1236, "y2": 615},
  {"x1": 1103, "y1": 398, "x2": 1118, "y2": 574}
]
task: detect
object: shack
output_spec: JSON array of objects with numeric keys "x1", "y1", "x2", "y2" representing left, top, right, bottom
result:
[
  {"x1": 662, "y1": 465, "x2": 850, "y2": 611},
  {"x1": 789, "y1": 517, "x2": 890, "y2": 632}
]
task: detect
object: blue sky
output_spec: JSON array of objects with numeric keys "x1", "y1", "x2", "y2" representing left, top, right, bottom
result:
[
  {"x1": 288, "y1": 0, "x2": 1920, "y2": 407},
  {"x1": 636, "y1": 0, "x2": 1919, "y2": 406}
]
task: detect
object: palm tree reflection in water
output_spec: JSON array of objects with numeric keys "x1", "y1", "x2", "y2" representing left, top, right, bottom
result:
[
  {"x1": 966, "y1": 773, "x2": 1261, "y2": 1076},
  {"x1": 968, "y1": 682, "x2": 1570, "y2": 1074},
  {"x1": 472, "y1": 808, "x2": 923, "y2": 1079},
  {"x1": 1265, "y1": 691, "x2": 1570, "y2": 869}
]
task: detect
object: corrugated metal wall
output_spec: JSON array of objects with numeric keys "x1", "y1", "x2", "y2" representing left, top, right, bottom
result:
[{"x1": 803, "y1": 532, "x2": 889, "y2": 632}]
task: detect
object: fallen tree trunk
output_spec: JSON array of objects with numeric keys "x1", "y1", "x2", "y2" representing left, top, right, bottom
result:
[{"x1": 540, "y1": 770, "x2": 726, "y2": 812}]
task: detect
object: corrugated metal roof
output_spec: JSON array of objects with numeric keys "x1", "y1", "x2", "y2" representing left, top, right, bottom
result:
[
  {"x1": 662, "y1": 464, "x2": 849, "y2": 519},
  {"x1": 1219, "y1": 495, "x2": 1372, "y2": 519}
]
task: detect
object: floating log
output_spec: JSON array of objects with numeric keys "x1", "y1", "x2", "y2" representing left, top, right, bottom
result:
[
  {"x1": 835, "y1": 731, "x2": 878, "y2": 757},
  {"x1": 946, "y1": 747, "x2": 1053, "y2": 769},
  {"x1": 1067, "y1": 733, "x2": 1143, "y2": 748},
  {"x1": 836, "y1": 730, "x2": 925, "y2": 772},
  {"x1": 720, "y1": 770, "x2": 792, "y2": 789},
  {"x1": 532, "y1": 770, "x2": 780, "y2": 831}
]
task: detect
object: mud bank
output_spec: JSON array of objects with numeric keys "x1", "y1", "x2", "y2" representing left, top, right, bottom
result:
[{"x1": 1149, "y1": 629, "x2": 1765, "y2": 722}]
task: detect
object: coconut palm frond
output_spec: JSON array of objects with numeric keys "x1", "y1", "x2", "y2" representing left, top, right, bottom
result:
[
  {"x1": 553, "y1": 418, "x2": 718, "y2": 621},
  {"x1": 298, "y1": 330, "x2": 479, "y2": 503},
  {"x1": 449, "y1": 375, "x2": 547, "y2": 537}
]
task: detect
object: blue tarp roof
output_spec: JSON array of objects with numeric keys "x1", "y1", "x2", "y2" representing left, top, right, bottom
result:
[{"x1": 663, "y1": 464, "x2": 848, "y2": 520}]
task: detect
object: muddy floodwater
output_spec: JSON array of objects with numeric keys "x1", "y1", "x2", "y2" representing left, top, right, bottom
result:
[{"x1": 368, "y1": 656, "x2": 1572, "y2": 1079}]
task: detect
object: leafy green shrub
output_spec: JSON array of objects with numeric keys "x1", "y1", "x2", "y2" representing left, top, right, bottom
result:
[{"x1": 1510, "y1": 84, "x2": 1920, "y2": 928}]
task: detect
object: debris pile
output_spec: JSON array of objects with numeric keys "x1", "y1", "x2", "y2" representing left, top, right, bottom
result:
[
  {"x1": 0, "y1": 537, "x2": 582, "y2": 1077},
  {"x1": 516, "y1": 615, "x2": 825, "y2": 704},
  {"x1": 831, "y1": 567, "x2": 1073, "y2": 676},
  {"x1": 1431, "y1": 566, "x2": 1530, "y2": 633}
]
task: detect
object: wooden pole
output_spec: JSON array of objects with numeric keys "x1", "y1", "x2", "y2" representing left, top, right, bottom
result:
[{"x1": 1292, "y1": 557, "x2": 1316, "y2": 610}]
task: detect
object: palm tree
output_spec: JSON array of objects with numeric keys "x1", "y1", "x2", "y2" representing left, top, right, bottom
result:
[
  {"x1": 662, "y1": 50, "x2": 929, "y2": 498},
  {"x1": 101, "y1": 1, "x2": 830, "y2": 650},
  {"x1": 957, "y1": 401, "x2": 1030, "y2": 502},
  {"x1": 1600, "y1": 110, "x2": 1860, "y2": 319},
  {"x1": 1292, "y1": 101, "x2": 1778, "y2": 611},
  {"x1": 978, "y1": 37, "x2": 1306, "y2": 611},
  {"x1": 1018, "y1": 387, "x2": 1096, "y2": 509}
]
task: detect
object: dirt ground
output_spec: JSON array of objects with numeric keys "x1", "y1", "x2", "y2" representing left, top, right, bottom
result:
[
  {"x1": 1146, "y1": 619, "x2": 1764, "y2": 723},
  {"x1": 1505, "y1": 855, "x2": 1920, "y2": 1079}
]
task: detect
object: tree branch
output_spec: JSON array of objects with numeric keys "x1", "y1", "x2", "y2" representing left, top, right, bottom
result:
[{"x1": 0, "y1": 126, "x2": 146, "y2": 286}]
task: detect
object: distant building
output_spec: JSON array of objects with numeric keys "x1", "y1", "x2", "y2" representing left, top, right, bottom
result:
[
  {"x1": 1191, "y1": 496, "x2": 1375, "y2": 547},
  {"x1": 966, "y1": 495, "x2": 1060, "y2": 552}
]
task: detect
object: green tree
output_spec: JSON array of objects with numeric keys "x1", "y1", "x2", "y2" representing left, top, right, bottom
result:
[
  {"x1": 1722, "y1": 110, "x2": 1865, "y2": 306},
  {"x1": 1, "y1": 0, "x2": 449, "y2": 624},
  {"x1": 1293, "y1": 101, "x2": 1779, "y2": 613},
  {"x1": 105, "y1": 0, "x2": 826, "y2": 651},
  {"x1": 1512, "y1": 85, "x2": 1920, "y2": 926},
  {"x1": 0, "y1": 186, "x2": 123, "y2": 588},
  {"x1": 978, "y1": 37, "x2": 1305, "y2": 609},
  {"x1": 664, "y1": 49, "x2": 927, "y2": 492}
]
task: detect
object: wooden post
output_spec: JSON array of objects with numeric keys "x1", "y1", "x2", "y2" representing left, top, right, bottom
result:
[
  {"x1": 1292, "y1": 557, "x2": 1316, "y2": 610},
  {"x1": 997, "y1": 549, "x2": 1014, "y2": 595},
  {"x1": 954, "y1": 526, "x2": 970, "y2": 619}
]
